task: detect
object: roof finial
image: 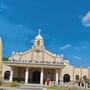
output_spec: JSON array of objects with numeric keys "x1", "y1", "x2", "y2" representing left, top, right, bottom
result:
[
  {"x1": 0, "y1": 36, "x2": 2, "y2": 42},
  {"x1": 38, "y1": 29, "x2": 41, "y2": 35},
  {"x1": 35, "y1": 29, "x2": 43, "y2": 40}
]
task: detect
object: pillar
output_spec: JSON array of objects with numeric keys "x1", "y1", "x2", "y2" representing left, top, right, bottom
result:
[
  {"x1": 56, "y1": 69, "x2": 58, "y2": 86},
  {"x1": 40, "y1": 68, "x2": 43, "y2": 84},
  {"x1": 58, "y1": 69, "x2": 60, "y2": 86},
  {"x1": 10, "y1": 67, "x2": 13, "y2": 82},
  {"x1": 25, "y1": 67, "x2": 29, "y2": 84}
]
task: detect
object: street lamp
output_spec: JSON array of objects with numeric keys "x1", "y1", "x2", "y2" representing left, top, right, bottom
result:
[
  {"x1": 73, "y1": 65, "x2": 75, "y2": 82},
  {"x1": 88, "y1": 67, "x2": 90, "y2": 78}
]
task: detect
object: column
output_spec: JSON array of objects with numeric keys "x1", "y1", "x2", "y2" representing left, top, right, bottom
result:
[
  {"x1": 25, "y1": 67, "x2": 29, "y2": 84},
  {"x1": 55, "y1": 69, "x2": 58, "y2": 86},
  {"x1": 10, "y1": 67, "x2": 13, "y2": 82},
  {"x1": 58, "y1": 69, "x2": 60, "y2": 86},
  {"x1": 40, "y1": 68, "x2": 43, "y2": 84}
]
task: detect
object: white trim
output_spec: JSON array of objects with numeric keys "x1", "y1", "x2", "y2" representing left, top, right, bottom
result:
[
  {"x1": 25, "y1": 67, "x2": 29, "y2": 84},
  {"x1": 40, "y1": 68, "x2": 43, "y2": 84}
]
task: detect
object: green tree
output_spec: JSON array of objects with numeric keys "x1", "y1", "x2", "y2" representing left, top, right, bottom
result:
[{"x1": 3, "y1": 57, "x2": 9, "y2": 61}]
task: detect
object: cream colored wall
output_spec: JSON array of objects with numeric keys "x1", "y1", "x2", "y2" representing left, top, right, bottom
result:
[
  {"x1": 32, "y1": 52, "x2": 37, "y2": 60},
  {"x1": 74, "y1": 68, "x2": 89, "y2": 80},
  {"x1": 18, "y1": 67, "x2": 25, "y2": 78},
  {"x1": 33, "y1": 52, "x2": 43, "y2": 61},
  {"x1": 21, "y1": 52, "x2": 32, "y2": 60},
  {"x1": 56, "y1": 57, "x2": 63, "y2": 62},
  {"x1": 13, "y1": 67, "x2": 18, "y2": 78},
  {"x1": 13, "y1": 67, "x2": 25, "y2": 78},
  {"x1": 82, "y1": 68, "x2": 89, "y2": 77},
  {"x1": 34, "y1": 39, "x2": 44, "y2": 47},
  {"x1": 2, "y1": 63, "x2": 89, "y2": 82},
  {"x1": 44, "y1": 52, "x2": 54, "y2": 62},
  {"x1": 2, "y1": 64, "x2": 11, "y2": 77},
  {"x1": 74, "y1": 68, "x2": 81, "y2": 80},
  {"x1": 21, "y1": 50, "x2": 55, "y2": 62},
  {"x1": 61, "y1": 64, "x2": 74, "y2": 81},
  {"x1": 61, "y1": 63, "x2": 89, "y2": 81},
  {"x1": 38, "y1": 52, "x2": 43, "y2": 61}
]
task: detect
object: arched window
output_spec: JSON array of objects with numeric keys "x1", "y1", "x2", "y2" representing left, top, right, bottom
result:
[
  {"x1": 63, "y1": 74, "x2": 70, "y2": 83},
  {"x1": 83, "y1": 75, "x2": 87, "y2": 80},
  {"x1": 37, "y1": 40, "x2": 40, "y2": 45},
  {"x1": 75, "y1": 75, "x2": 79, "y2": 81}
]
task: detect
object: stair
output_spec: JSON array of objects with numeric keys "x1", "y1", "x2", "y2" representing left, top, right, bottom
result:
[{"x1": 18, "y1": 84, "x2": 47, "y2": 90}]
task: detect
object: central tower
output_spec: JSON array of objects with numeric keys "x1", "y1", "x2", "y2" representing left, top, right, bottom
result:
[{"x1": 33, "y1": 29, "x2": 44, "y2": 51}]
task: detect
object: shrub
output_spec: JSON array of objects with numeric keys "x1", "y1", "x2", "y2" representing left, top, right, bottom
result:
[
  {"x1": 20, "y1": 81, "x2": 24, "y2": 84},
  {"x1": 0, "y1": 80, "x2": 2, "y2": 86},
  {"x1": 10, "y1": 81, "x2": 18, "y2": 87}
]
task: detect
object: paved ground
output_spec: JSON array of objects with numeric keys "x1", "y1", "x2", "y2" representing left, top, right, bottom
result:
[
  {"x1": 0, "y1": 86, "x2": 46, "y2": 90},
  {"x1": 0, "y1": 87, "x2": 16, "y2": 90},
  {"x1": 1, "y1": 87, "x2": 90, "y2": 90}
]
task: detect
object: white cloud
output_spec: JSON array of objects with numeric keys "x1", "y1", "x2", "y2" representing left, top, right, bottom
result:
[
  {"x1": 82, "y1": 11, "x2": 90, "y2": 27},
  {"x1": 59, "y1": 44, "x2": 72, "y2": 50},
  {"x1": 75, "y1": 47, "x2": 80, "y2": 50},
  {"x1": 0, "y1": 3, "x2": 7, "y2": 12},
  {"x1": 72, "y1": 56, "x2": 81, "y2": 61},
  {"x1": 1, "y1": 4, "x2": 7, "y2": 9}
]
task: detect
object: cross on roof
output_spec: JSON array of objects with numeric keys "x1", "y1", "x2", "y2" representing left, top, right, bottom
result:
[{"x1": 38, "y1": 29, "x2": 42, "y2": 35}]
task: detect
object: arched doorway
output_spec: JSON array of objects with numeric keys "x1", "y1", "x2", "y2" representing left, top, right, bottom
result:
[
  {"x1": 63, "y1": 74, "x2": 70, "y2": 83},
  {"x1": 4, "y1": 71, "x2": 10, "y2": 80},
  {"x1": 75, "y1": 75, "x2": 79, "y2": 81},
  {"x1": 32, "y1": 71, "x2": 40, "y2": 83}
]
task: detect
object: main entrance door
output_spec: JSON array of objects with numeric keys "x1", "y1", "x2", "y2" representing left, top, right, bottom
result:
[
  {"x1": 63, "y1": 74, "x2": 70, "y2": 83},
  {"x1": 32, "y1": 71, "x2": 40, "y2": 83}
]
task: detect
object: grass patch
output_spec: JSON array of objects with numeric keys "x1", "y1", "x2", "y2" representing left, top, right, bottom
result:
[
  {"x1": 48, "y1": 86, "x2": 89, "y2": 90},
  {"x1": 48, "y1": 86, "x2": 68, "y2": 90},
  {"x1": 1, "y1": 81, "x2": 18, "y2": 87}
]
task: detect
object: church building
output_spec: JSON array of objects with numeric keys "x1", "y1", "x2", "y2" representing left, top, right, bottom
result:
[{"x1": 0, "y1": 30, "x2": 89, "y2": 86}]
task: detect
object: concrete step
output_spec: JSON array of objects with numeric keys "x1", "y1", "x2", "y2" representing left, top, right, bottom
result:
[
  {"x1": 19, "y1": 84, "x2": 44, "y2": 87},
  {"x1": 17, "y1": 88, "x2": 42, "y2": 90},
  {"x1": 18, "y1": 84, "x2": 47, "y2": 90}
]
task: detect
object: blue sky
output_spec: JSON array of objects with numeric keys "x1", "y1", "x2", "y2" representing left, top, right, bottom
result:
[{"x1": 0, "y1": 0, "x2": 90, "y2": 67}]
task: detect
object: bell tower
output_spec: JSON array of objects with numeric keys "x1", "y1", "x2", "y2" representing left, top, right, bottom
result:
[
  {"x1": 0, "y1": 36, "x2": 2, "y2": 75},
  {"x1": 33, "y1": 29, "x2": 44, "y2": 51}
]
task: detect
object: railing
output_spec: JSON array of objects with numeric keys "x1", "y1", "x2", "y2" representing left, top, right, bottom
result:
[{"x1": 3, "y1": 60, "x2": 65, "y2": 66}]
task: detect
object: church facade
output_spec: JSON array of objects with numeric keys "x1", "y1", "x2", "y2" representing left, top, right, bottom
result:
[{"x1": 0, "y1": 30, "x2": 89, "y2": 86}]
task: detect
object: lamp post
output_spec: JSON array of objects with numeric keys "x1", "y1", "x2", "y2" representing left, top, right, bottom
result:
[
  {"x1": 81, "y1": 66, "x2": 82, "y2": 80},
  {"x1": 88, "y1": 67, "x2": 90, "y2": 78},
  {"x1": 73, "y1": 66, "x2": 75, "y2": 82}
]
